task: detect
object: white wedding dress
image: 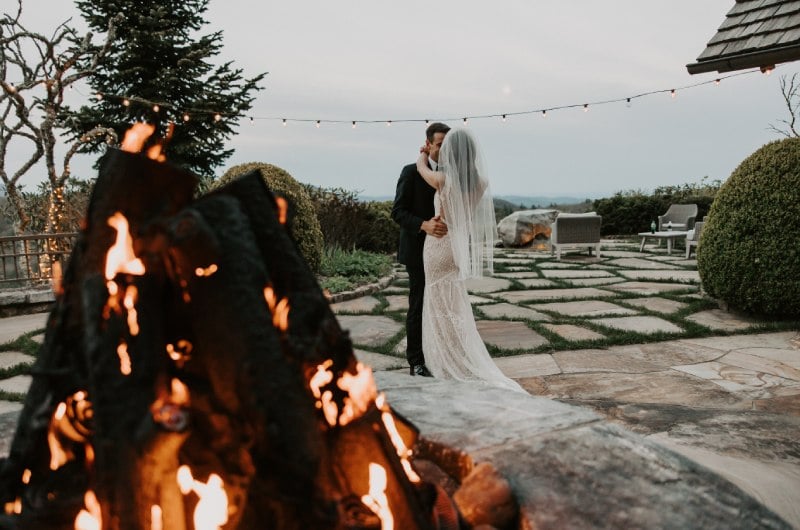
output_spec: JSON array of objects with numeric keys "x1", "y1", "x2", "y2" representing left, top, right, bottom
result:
[{"x1": 421, "y1": 191, "x2": 525, "y2": 393}]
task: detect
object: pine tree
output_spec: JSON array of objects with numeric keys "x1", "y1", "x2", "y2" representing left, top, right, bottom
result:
[{"x1": 66, "y1": 0, "x2": 266, "y2": 186}]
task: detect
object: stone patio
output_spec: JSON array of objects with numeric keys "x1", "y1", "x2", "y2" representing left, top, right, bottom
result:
[{"x1": 1, "y1": 239, "x2": 798, "y2": 527}]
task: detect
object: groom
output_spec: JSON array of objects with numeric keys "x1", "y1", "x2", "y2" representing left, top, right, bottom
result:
[{"x1": 391, "y1": 122, "x2": 450, "y2": 376}]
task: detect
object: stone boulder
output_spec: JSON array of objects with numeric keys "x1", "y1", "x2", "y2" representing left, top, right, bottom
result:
[{"x1": 497, "y1": 209, "x2": 559, "y2": 247}]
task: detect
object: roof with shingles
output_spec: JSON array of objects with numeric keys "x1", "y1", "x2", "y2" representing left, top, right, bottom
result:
[{"x1": 687, "y1": 0, "x2": 800, "y2": 74}]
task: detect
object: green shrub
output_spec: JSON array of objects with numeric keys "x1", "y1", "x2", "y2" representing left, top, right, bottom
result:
[
  {"x1": 303, "y1": 185, "x2": 399, "y2": 254},
  {"x1": 698, "y1": 138, "x2": 800, "y2": 317},
  {"x1": 318, "y1": 247, "x2": 393, "y2": 294},
  {"x1": 593, "y1": 179, "x2": 720, "y2": 236},
  {"x1": 214, "y1": 163, "x2": 323, "y2": 272}
]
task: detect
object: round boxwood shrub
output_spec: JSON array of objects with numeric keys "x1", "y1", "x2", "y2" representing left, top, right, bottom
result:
[
  {"x1": 213, "y1": 162, "x2": 323, "y2": 272},
  {"x1": 698, "y1": 138, "x2": 800, "y2": 317}
]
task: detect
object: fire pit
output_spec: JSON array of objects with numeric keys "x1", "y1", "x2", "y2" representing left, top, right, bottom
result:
[{"x1": 0, "y1": 130, "x2": 509, "y2": 530}]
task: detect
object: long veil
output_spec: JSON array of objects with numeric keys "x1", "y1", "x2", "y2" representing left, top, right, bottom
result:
[{"x1": 438, "y1": 128, "x2": 496, "y2": 279}]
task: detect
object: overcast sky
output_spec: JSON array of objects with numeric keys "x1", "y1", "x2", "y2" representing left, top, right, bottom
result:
[{"x1": 9, "y1": 1, "x2": 795, "y2": 199}]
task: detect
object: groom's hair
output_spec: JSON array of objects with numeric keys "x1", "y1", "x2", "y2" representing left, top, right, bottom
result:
[{"x1": 425, "y1": 122, "x2": 450, "y2": 142}]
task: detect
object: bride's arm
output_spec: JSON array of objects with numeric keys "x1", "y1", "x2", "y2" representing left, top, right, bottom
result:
[{"x1": 416, "y1": 152, "x2": 444, "y2": 190}]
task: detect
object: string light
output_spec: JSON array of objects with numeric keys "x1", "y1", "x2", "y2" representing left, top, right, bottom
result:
[
  {"x1": 352, "y1": 121, "x2": 356, "y2": 129},
  {"x1": 82, "y1": 67, "x2": 764, "y2": 129}
]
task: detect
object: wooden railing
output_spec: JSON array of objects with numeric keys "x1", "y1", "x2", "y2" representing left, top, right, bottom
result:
[{"x1": 0, "y1": 233, "x2": 78, "y2": 287}]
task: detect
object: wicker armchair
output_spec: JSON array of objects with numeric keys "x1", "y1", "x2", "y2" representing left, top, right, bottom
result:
[
  {"x1": 685, "y1": 219, "x2": 705, "y2": 259},
  {"x1": 658, "y1": 204, "x2": 698, "y2": 231},
  {"x1": 550, "y1": 213, "x2": 602, "y2": 260}
]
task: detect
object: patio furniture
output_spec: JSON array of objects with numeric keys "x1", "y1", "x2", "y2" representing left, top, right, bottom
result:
[
  {"x1": 685, "y1": 220, "x2": 705, "y2": 259},
  {"x1": 658, "y1": 204, "x2": 698, "y2": 231},
  {"x1": 550, "y1": 212, "x2": 602, "y2": 260},
  {"x1": 638, "y1": 230, "x2": 689, "y2": 255}
]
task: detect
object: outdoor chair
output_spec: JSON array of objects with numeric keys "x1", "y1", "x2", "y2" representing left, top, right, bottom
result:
[
  {"x1": 658, "y1": 204, "x2": 698, "y2": 231},
  {"x1": 550, "y1": 212, "x2": 602, "y2": 260},
  {"x1": 685, "y1": 218, "x2": 705, "y2": 259}
]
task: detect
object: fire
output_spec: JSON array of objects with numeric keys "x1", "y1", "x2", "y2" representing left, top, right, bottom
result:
[
  {"x1": 48, "y1": 402, "x2": 70, "y2": 470},
  {"x1": 381, "y1": 411, "x2": 420, "y2": 483},
  {"x1": 309, "y1": 360, "x2": 338, "y2": 426},
  {"x1": 21, "y1": 469, "x2": 31, "y2": 485},
  {"x1": 194, "y1": 264, "x2": 218, "y2": 277},
  {"x1": 123, "y1": 285, "x2": 140, "y2": 336},
  {"x1": 171, "y1": 378, "x2": 190, "y2": 406},
  {"x1": 361, "y1": 463, "x2": 393, "y2": 530},
  {"x1": 120, "y1": 122, "x2": 156, "y2": 153},
  {"x1": 275, "y1": 197, "x2": 288, "y2": 225},
  {"x1": 166, "y1": 340, "x2": 193, "y2": 367},
  {"x1": 337, "y1": 363, "x2": 378, "y2": 427},
  {"x1": 151, "y1": 504, "x2": 163, "y2": 530},
  {"x1": 117, "y1": 341, "x2": 132, "y2": 376},
  {"x1": 74, "y1": 490, "x2": 102, "y2": 530},
  {"x1": 105, "y1": 212, "x2": 145, "y2": 281},
  {"x1": 176, "y1": 466, "x2": 229, "y2": 530},
  {"x1": 263, "y1": 286, "x2": 290, "y2": 332}
]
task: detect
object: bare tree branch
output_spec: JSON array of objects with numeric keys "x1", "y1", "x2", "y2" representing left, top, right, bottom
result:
[
  {"x1": 771, "y1": 73, "x2": 800, "y2": 138},
  {"x1": 0, "y1": 0, "x2": 120, "y2": 232}
]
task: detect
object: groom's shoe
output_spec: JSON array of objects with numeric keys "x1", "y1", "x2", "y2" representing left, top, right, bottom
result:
[{"x1": 410, "y1": 364, "x2": 433, "y2": 377}]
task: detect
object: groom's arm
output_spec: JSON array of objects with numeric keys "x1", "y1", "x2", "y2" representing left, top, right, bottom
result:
[{"x1": 391, "y1": 165, "x2": 425, "y2": 233}]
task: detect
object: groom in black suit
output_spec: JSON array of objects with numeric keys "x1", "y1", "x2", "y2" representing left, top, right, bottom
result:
[{"x1": 391, "y1": 122, "x2": 450, "y2": 376}]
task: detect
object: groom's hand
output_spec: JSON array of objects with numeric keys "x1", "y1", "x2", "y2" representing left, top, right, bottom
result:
[{"x1": 421, "y1": 216, "x2": 448, "y2": 238}]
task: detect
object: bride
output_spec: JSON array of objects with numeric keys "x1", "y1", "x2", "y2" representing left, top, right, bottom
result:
[{"x1": 416, "y1": 128, "x2": 525, "y2": 393}]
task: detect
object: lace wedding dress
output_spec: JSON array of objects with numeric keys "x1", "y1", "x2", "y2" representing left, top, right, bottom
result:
[{"x1": 422, "y1": 191, "x2": 524, "y2": 393}]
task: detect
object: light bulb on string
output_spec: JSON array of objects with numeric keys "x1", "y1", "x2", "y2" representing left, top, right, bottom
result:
[
  {"x1": 182, "y1": 113, "x2": 190, "y2": 122},
  {"x1": 122, "y1": 98, "x2": 130, "y2": 107},
  {"x1": 502, "y1": 114, "x2": 507, "y2": 122},
  {"x1": 152, "y1": 104, "x2": 160, "y2": 113},
  {"x1": 96, "y1": 93, "x2": 103, "y2": 101},
  {"x1": 214, "y1": 113, "x2": 222, "y2": 122},
  {"x1": 626, "y1": 98, "x2": 632, "y2": 108},
  {"x1": 282, "y1": 118, "x2": 286, "y2": 126},
  {"x1": 250, "y1": 117, "x2": 255, "y2": 126},
  {"x1": 670, "y1": 89, "x2": 676, "y2": 99},
  {"x1": 316, "y1": 120, "x2": 321, "y2": 128},
  {"x1": 715, "y1": 79, "x2": 721, "y2": 86},
  {"x1": 352, "y1": 121, "x2": 356, "y2": 129},
  {"x1": 542, "y1": 110, "x2": 547, "y2": 118},
  {"x1": 462, "y1": 117, "x2": 468, "y2": 125},
  {"x1": 425, "y1": 120, "x2": 430, "y2": 125},
  {"x1": 386, "y1": 120, "x2": 392, "y2": 127},
  {"x1": 760, "y1": 65, "x2": 774, "y2": 75},
  {"x1": 583, "y1": 104, "x2": 589, "y2": 112}
]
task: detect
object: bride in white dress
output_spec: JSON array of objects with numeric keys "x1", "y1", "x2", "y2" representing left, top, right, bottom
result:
[{"x1": 415, "y1": 128, "x2": 524, "y2": 393}]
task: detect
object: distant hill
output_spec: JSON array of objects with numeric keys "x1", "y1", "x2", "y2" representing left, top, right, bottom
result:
[{"x1": 496, "y1": 195, "x2": 594, "y2": 208}]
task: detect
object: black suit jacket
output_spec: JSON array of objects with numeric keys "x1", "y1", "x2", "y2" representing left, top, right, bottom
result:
[{"x1": 391, "y1": 162, "x2": 436, "y2": 267}]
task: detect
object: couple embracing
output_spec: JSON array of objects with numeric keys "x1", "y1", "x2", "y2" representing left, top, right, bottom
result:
[{"x1": 391, "y1": 123, "x2": 524, "y2": 393}]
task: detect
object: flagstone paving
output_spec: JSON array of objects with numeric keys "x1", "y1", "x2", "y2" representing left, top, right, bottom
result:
[{"x1": 1, "y1": 240, "x2": 798, "y2": 526}]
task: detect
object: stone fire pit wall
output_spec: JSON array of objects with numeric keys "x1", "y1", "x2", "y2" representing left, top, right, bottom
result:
[{"x1": 375, "y1": 372, "x2": 791, "y2": 530}]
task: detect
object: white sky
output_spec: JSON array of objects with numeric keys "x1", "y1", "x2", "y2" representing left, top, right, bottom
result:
[{"x1": 7, "y1": 0, "x2": 795, "y2": 199}]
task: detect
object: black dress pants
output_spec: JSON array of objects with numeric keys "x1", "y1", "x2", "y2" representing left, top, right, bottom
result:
[{"x1": 405, "y1": 262, "x2": 426, "y2": 367}]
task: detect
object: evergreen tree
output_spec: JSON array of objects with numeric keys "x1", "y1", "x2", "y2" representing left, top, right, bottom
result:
[{"x1": 66, "y1": 0, "x2": 265, "y2": 185}]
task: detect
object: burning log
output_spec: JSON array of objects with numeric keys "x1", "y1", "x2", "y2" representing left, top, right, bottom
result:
[{"x1": 0, "y1": 143, "x2": 441, "y2": 529}]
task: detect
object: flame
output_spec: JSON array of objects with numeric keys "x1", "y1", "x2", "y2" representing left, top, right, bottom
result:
[
  {"x1": 320, "y1": 390, "x2": 338, "y2": 427},
  {"x1": 21, "y1": 469, "x2": 31, "y2": 485},
  {"x1": 361, "y1": 463, "x2": 393, "y2": 530},
  {"x1": 166, "y1": 340, "x2": 193, "y2": 367},
  {"x1": 176, "y1": 466, "x2": 229, "y2": 530},
  {"x1": 52, "y1": 260, "x2": 63, "y2": 296},
  {"x1": 123, "y1": 285, "x2": 140, "y2": 336},
  {"x1": 263, "y1": 286, "x2": 290, "y2": 332},
  {"x1": 337, "y1": 363, "x2": 378, "y2": 427},
  {"x1": 275, "y1": 197, "x2": 288, "y2": 225},
  {"x1": 151, "y1": 504, "x2": 163, "y2": 530},
  {"x1": 105, "y1": 212, "x2": 145, "y2": 281},
  {"x1": 121, "y1": 122, "x2": 156, "y2": 153},
  {"x1": 74, "y1": 490, "x2": 102, "y2": 530},
  {"x1": 171, "y1": 378, "x2": 190, "y2": 405},
  {"x1": 309, "y1": 360, "x2": 334, "y2": 398},
  {"x1": 195, "y1": 264, "x2": 218, "y2": 277},
  {"x1": 48, "y1": 402, "x2": 71, "y2": 470},
  {"x1": 4, "y1": 497, "x2": 21, "y2": 515},
  {"x1": 117, "y1": 342, "x2": 132, "y2": 375},
  {"x1": 381, "y1": 411, "x2": 420, "y2": 483}
]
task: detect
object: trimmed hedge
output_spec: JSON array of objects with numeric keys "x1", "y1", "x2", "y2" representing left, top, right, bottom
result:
[
  {"x1": 213, "y1": 163, "x2": 324, "y2": 272},
  {"x1": 698, "y1": 138, "x2": 800, "y2": 317}
]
